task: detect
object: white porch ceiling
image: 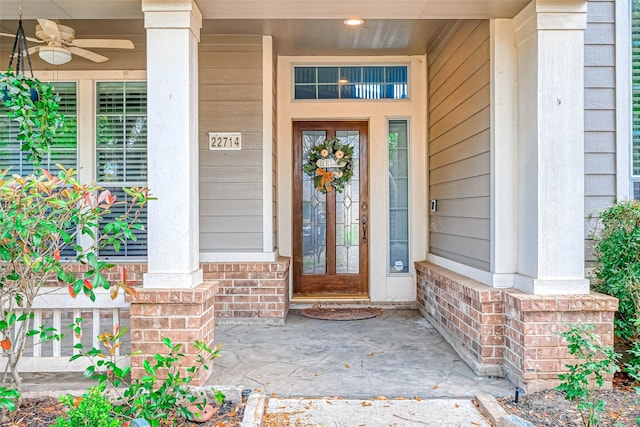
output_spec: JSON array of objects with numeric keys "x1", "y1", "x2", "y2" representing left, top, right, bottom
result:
[
  {"x1": 0, "y1": 0, "x2": 529, "y2": 20},
  {"x1": 0, "y1": 0, "x2": 529, "y2": 58}
]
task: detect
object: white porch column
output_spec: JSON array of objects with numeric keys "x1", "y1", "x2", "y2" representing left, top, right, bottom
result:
[
  {"x1": 513, "y1": 0, "x2": 589, "y2": 294},
  {"x1": 142, "y1": 0, "x2": 203, "y2": 288},
  {"x1": 490, "y1": 19, "x2": 518, "y2": 288}
]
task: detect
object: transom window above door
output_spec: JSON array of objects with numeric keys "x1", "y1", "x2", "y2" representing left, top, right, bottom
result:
[{"x1": 293, "y1": 65, "x2": 408, "y2": 100}]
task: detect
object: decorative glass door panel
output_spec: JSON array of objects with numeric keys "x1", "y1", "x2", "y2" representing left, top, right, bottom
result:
[
  {"x1": 293, "y1": 122, "x2": 369, "y2": 296},
  {"x1": 302, "y1": 130, "x2": 328, "y2": 275},
  {"x1": 335, "y1": 130, "x2": 360, "y2": 274}
]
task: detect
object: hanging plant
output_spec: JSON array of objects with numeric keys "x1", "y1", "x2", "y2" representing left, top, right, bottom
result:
[
  {"x1": 0, "y1": 70, "x2": 63, "y2": 165},
  {"x1": 302, "y1": 137, "x2": 355, "y2": 194},
  {"x1": 1, "y1": 18, "x2": 63, "y2": 165}
]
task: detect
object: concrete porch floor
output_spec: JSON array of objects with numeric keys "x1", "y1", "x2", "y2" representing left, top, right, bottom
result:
[{"x1": 206, "y1": 309, "x2": 513, "y2": 399}]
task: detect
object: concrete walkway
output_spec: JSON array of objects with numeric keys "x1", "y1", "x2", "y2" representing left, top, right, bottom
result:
[
  {"x1": 207, "y1": 310, "x2": 512, "y2": 399},
  {"x1": 263, "y1": 397, "x2": 493, "y2": 426}
]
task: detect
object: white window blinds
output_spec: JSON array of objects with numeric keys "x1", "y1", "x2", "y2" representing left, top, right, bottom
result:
[{"x1": 96, "y1": 81, "x2": 147, "y2": 258}]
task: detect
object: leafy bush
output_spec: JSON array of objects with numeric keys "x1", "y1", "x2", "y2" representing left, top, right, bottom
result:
[
  {"x1": 556, "y1": 324, "x2": 621, "y2": 427},
  {"x1": 591, "y1": 200, "x2": 640, "y2": 343},
  {"x1": 54, "y1": 384, "x2": 122, "y2": 427},
  {"x1": 72, "y1": 321, "x2": 223, "y2": 427},
  {"x1": 0, "y1": 70, "x2": 150, "y2": 422},
  {"x1": 0, "y1": 168, "x2": 149, "y2": 397},
  {"x1": 0, "y1": 387, "x2": 19, "y2": 412}
]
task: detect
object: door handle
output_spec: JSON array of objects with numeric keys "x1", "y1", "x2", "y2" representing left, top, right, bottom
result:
[{"x1": 361, "y1": 214, "x2": 368, "y2": 241}]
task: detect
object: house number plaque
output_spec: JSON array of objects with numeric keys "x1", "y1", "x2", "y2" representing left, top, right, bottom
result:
[{"x1": 208, "y1": 132, "x2": 241, "y2": 150}]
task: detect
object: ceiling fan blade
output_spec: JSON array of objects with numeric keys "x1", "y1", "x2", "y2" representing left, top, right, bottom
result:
[
  {"x1": 0, "y1": 32, "x2": 43, "y2": 43},
  {"x1": 28, "y1": 46, "x2": 41, "y2": 55},
  {"x1": 37, "y1": 19, "x2": 60, "y2": 40},
  {"x1": 72, "y1": 39, "x2": 134, "y2": 49},
  {"x1": 68, "y1": 46, "x2": 108, "y2": 63}
]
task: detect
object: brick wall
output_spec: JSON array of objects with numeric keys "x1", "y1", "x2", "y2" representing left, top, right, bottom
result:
[
  {"x1": 415, "y1": 261, "x2": 618, "y2": 392},
  {"x1": 415, "y1": 263, "x2": 504, "y2": 376},
  {"x1": 68, "y1": 260, "x2": 291, "y2": 323},
  {"x1": 203, "y1": 259, "x2": 290, "y2": 324}
]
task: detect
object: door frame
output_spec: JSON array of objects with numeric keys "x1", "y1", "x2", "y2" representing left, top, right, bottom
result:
[{"x1": 292, "y1": 121, "x2": 369, "y2": 297}]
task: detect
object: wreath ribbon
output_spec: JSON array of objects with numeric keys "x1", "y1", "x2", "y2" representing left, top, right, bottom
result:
[{"x1": 315, "y1": 168, "x2": 334, "y2": 192}]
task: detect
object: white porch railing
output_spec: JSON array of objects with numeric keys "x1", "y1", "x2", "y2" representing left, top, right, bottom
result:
[{"x1": 1, "y1": 287, "x2": 130, "y2": 372}]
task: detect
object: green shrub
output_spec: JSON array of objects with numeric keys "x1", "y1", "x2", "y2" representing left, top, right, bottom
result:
[
  {"x1": 72, "y1": 321, "x2": 223, "y2": 427},
  {"x1": 54, "y1": 384, "x2": 122, "y2": 427},
  {"x1": 0, "y1": 70, "x2": 150, "y2": 423},
  {"x1": 591, "y1": 200, "x2": 640, "y2": 343},
  {"x1": 556, "y1": 324, "x2": 621, "y2": 427}
]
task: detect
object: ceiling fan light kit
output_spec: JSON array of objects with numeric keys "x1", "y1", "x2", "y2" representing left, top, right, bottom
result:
[
  {"x1": 38, "y1": 46, "x2": 72, "y2": 65},
  {"x1": 1, "y1": 18, "x2": 134, "y2": 65}
]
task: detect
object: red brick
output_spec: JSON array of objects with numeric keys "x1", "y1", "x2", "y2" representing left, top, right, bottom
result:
[
  {"x1": 260, "y1": 295, "x2": 284, "y2": 303},
  {"x1": 523, "y1": 335, "x2": 560, "y2": 347},
  {"x1": 170, "y1": 318, "x2": 186, "y2": 328},
  {"x1": 143, "y1": 329, "x2": 160, "y2": 341},
  {"x1": 141, "y1": 305, "x2": 161, "y2": 316}
]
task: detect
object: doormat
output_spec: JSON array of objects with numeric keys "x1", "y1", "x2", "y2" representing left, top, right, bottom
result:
[{"x1": 299, "y1": 307, "x2": 383, "y2": 321}]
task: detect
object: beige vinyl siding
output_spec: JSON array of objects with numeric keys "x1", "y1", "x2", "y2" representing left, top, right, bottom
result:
[
  {"x1": 199, "y1": 35, "x2": 263, "y2": 251},
  {"x1": 584, "y1": 0, "x2": 617, "y2": 265},
  {"x1": 428, "y1": 20, "x2": 491, "y2": 271}
]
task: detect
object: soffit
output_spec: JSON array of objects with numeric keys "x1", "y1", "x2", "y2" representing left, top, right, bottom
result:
[
  {"x1": 0, "y1": 18, "x2": 450, "y2": 57},
  {"x1": 0, "y1": 0, "x2": 529, "y2": 20},
  {"x1": 0, "y1": 0, "x2": 528, "y2": 57}
]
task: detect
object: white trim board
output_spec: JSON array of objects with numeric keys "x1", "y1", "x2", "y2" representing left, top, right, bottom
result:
[{"x1": 615, "y1": 0, "x2": 632, "y2": 200}]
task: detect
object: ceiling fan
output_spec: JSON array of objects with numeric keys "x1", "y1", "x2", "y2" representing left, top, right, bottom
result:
[{"x1": 0, "y1": 19, "x2": 134, "y2": 65}]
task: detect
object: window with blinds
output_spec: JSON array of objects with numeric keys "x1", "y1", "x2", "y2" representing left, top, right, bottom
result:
[
  {"x1": 633, "y1": 0, "x2": 640, "y2": 199},
  {"x1": 0, "y1": 82, "x2": 78, "y2": 175},
  {"x1": 294, "y1": 65, "x2": 408, "y2": 100},
  {"x1": 96, "y1": 81, "x2": 147, "y2": 258}
]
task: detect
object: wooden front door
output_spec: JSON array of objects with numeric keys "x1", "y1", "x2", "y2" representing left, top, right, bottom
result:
[{"x1": 293, "y1": 121, "x2": 369, "y2": 297}]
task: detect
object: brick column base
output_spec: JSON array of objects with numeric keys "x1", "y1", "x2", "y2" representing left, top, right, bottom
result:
[
  {"x1": 128, "y1": 283, "x2": 216, "y2": 386},
  {"x1": 503, "y1": 289, "x2": 618, "y2": 392},
  {"x1": 415, "y1": 261, "x2": 618, "y2": 392}
]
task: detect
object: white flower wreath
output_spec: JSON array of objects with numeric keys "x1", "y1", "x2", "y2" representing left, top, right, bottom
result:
[{"x1": 302, "y1": 137, "x2": 355, "y2": 194}]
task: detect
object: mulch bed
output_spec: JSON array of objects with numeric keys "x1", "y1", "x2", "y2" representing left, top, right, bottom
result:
[
  {"x1": 3, "y1": 397, "x2": 245, "y2": 427},
  {"x1": 298, "y1": 307, "x2": 383, "y2": 321},
  {"x1": 498, "y1": 372, "x2": 640, "y2": 426}
]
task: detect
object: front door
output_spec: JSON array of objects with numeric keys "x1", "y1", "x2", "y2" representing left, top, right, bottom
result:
[{"x1": 292, "y1": 121, "x2": 369, "y2": 297}]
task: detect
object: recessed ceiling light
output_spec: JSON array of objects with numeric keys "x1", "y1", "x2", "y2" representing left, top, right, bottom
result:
[
  {"x1": 344, "y1": 18, "x2": 365, "y2": 27},
  {"x1": 339, "y1": 78, "x2": 349, "y2": 84}
]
